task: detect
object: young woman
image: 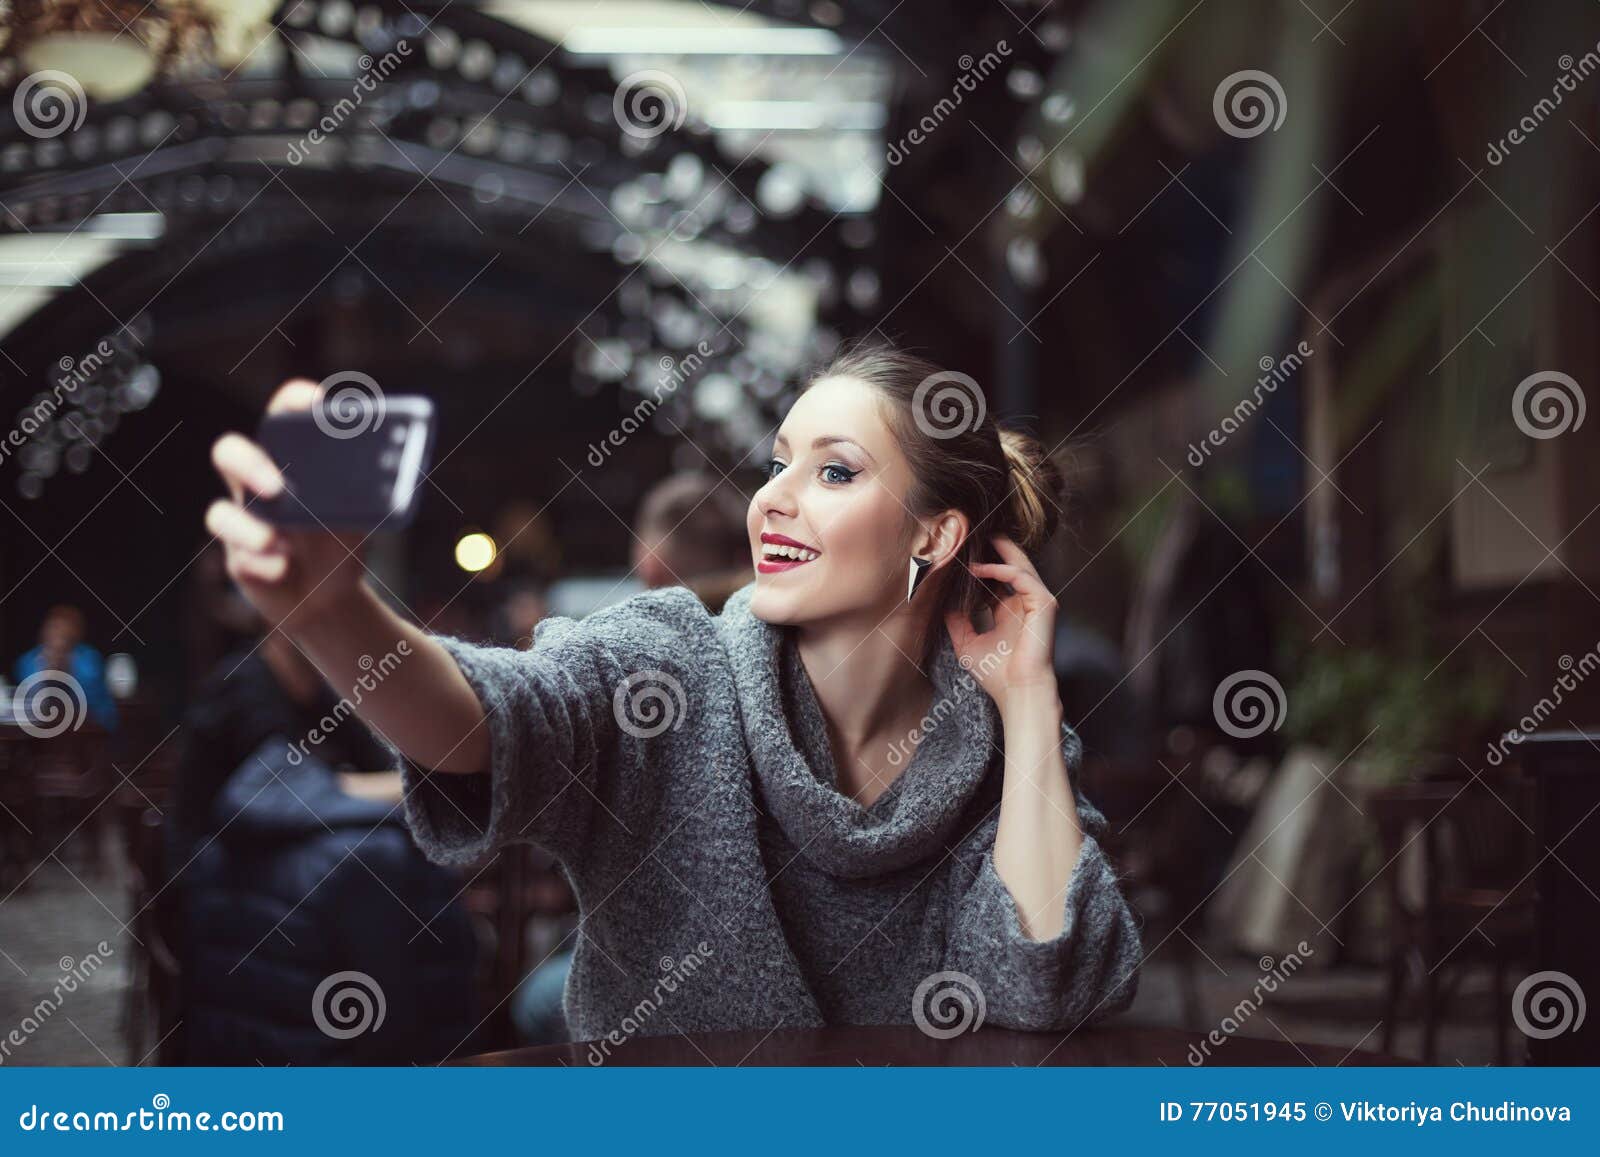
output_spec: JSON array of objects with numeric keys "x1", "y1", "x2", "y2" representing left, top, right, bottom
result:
[{"x1": 206, "y1": 342, "x2": 1142, "y2": 1043}]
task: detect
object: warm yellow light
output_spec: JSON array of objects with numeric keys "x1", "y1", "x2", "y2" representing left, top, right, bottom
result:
[
  {"x1": 20, "y1": 34, "x2": 154, "y2": 102},
  {"x1": 454, "y1": 532, "x2": 497, "y2": 573}
]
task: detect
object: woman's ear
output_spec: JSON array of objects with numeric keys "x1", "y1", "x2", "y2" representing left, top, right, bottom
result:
[{"x1": 915, "y1": 509, "x2": 969, "y2": 570}]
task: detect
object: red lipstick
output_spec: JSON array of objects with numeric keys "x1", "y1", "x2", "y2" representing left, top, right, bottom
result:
[{"x1": 757, "y1": 531, "x2": 821, "y2": 574}]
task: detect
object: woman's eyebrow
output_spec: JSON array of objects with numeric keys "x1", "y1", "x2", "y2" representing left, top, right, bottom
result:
[
  {"x1": 771, "y1": 432, "x2": 877, "y2": 465},
  {"x1": 813, "y1": 436, "x2": 873, "y2": 461}
]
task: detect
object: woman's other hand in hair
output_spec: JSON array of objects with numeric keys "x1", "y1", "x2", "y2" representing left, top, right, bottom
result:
[{"x1": 944, "y1": 534, "x2": 1059, "y2": 715}]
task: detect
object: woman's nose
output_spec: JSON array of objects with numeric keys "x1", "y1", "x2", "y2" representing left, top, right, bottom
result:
[{"x1": 755, "y1": 469, "x2": 798, "y2": 520}]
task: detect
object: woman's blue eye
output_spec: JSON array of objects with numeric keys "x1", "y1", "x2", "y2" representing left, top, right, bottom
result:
[
  {"x1": 821, "y1": 463, "x2": 857, "y2": 484},
  {"x1": 761, "y1": 458, "x2": 787, "y2": 481}
]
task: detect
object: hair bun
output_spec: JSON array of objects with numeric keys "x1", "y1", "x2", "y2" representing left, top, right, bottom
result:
[{"x1": 997, "y1": 426, "x2": 1064, "y2": 551}]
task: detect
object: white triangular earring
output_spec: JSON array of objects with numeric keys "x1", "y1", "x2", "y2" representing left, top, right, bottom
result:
[{"x1": 907, "y1": 555, "x2": 933, "y2": 602}]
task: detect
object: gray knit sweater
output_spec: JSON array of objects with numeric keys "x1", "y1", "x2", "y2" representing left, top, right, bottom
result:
[{"x1": 392, "y1": 582, "x2": 1142, "y2": 1044}]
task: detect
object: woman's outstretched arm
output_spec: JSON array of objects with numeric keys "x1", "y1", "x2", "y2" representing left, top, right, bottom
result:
[
  {"x1": 206, "y1": 379, "x2": 488, "y2": 776},
  {"x1": 288, "y1": 582, "x2": 489, "y2": 775}
]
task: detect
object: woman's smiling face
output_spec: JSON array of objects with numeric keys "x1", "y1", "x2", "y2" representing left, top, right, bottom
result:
[{"x1": 746, "y1": 375, "x2": 919, "y2": 627}]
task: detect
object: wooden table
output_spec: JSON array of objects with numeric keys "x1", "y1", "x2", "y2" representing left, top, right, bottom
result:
[{"x1": 456, "y1": 1023, "x2": 1410, "y2": 1066}]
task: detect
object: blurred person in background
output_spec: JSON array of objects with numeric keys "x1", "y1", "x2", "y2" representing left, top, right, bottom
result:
[
  {"x1": 12, "y1": 604, "x2": 118, "y2": 732},
  {"x1": 492, "y1": 578, "x2": 550, "y2": 651},
  {"x1": 166, "y1": 616, "x2": 478, "y2": 1064},
  {"x1": 168, "y1": 626, "x2": 393, "y2": 863},
  {"x1": 632, "y1": 470, "x2": 753, "y2": 614},
  {"x1": 185, "y1": 541, "x2": 264, "y2": 693}
]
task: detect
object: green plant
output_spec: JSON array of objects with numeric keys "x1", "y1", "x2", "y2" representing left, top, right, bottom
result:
[{"x1": 1283, "y1": 645, "x2": 1505, "y2": 784}]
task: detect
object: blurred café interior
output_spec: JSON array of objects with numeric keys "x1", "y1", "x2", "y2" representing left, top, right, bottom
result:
[{"x1": 1, "y1": 0, "x2": 1599, "y2": 1065}]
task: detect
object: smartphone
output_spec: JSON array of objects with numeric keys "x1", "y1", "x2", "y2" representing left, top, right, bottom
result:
[{"x1": 248, "y1": 395, "x2": 435, "y2": 532}]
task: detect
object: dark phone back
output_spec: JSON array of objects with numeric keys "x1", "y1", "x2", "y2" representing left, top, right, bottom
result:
[{"x1": 248, "y1": 396, "x2": 435, "y2": 531}]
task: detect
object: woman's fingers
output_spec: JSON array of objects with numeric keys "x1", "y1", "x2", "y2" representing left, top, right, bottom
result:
[
  {"x1": 230, "y1": 549, "x2": 290, "y2": 584},
  {"x1": 206, "y1": 498, "x2": 291, "y2": 586},
  {"x1": 208, "y1": 378, "x2": 316, "y2": 502},
  {"x1": 205, "y1": 498, "x2": 278, "y2": 553},
  {"x1": 970, "y1": 559, "x2": 1048, "y2": 597},
  {"x1": 990, "y1": 534, "x2": 1037, "y2": 573},
  {"x1": 267, "y1": 378, "x2": 321, "y2": 414},
  {"x1": 211, "y1": 432, "x2": 283, "y2": 504},
  {"x1": 969, "y1": 560, "x2": 1022, "y2": 581}
]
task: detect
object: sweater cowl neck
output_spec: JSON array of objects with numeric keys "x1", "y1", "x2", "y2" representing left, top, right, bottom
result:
[{"x1": 716, "y1": 582, "x2": 999, "y2": 880}]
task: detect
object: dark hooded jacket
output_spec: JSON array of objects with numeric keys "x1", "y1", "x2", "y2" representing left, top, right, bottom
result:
[{"x1": 180, "y1": 737, "x2": 479, "y2": 1064}]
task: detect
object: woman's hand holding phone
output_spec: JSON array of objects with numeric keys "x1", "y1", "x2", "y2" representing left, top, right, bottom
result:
[
  {"x1": 204, "y1": 378, "x2": 490, "y2": 776},
  {"x1": 205, "y1": 379, "x2": 367, "y2": 632}
]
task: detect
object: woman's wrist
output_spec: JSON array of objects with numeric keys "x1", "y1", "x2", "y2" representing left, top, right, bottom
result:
[
  {"x1": 996, "y1": 679, "x2": 1063, "y2": 728},
  {"x1": 282, "y1": 574, "x2": 377, "y2": 641}
]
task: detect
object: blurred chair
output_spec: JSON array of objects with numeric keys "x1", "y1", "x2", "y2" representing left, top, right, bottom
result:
[
  {"x1": 1370, "y1": 776, "x2": 1537, "y2": 1064},
  {"x1": 459, "y1": 843, "x2": 576, "y2": 1050},
  {"x1": 119, "y1": 802, "x2": 184, "y2": 1064},
  {"x1": 0, "y1": 729, "x2": 36, "y2": 889},
  {"x1": 115, "y1": 736, "x2": 182, "y2": 1063},
  {"x1": 1079, "y1": 732, "x2": 1244, "y2": 1031},
  {"x1": 23, "y1": 725, "x2": 113, "y2": 874}
]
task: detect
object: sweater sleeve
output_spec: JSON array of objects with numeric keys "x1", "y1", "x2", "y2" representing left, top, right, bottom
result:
[
  {"x1": 941, "y1": 728, "x2": 1142, "y2": 1033},
  {"x1": 389, "y1": 587, "x2": 706, "y2": 872}
]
